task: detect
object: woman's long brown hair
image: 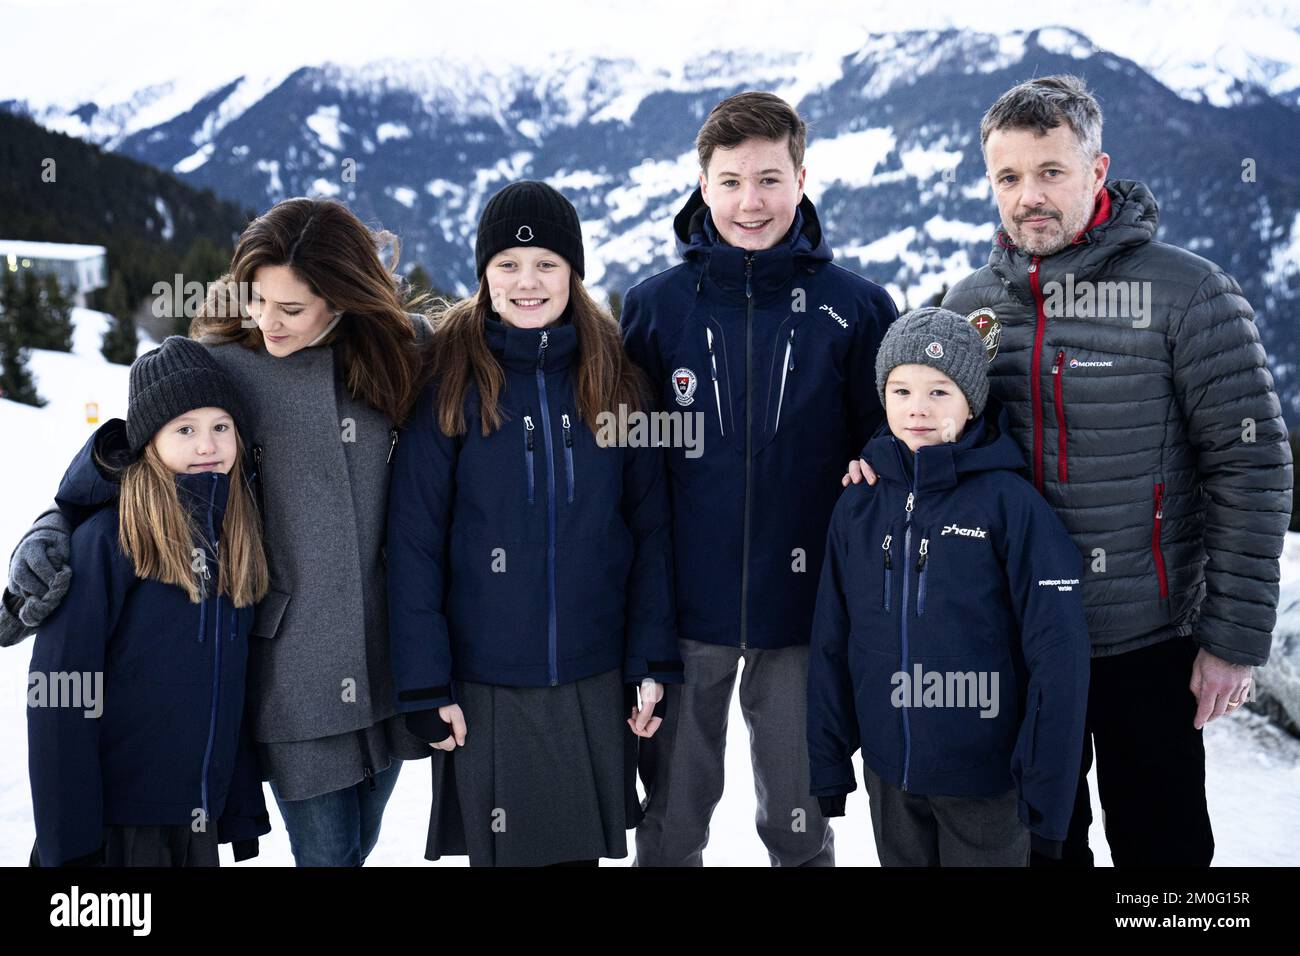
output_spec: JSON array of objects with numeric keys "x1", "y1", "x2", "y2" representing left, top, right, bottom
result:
[
  {"x1": 426, "y1": 274, "x2": 648, "y2": 439},
  {"x1": 190, "y1": 197, "x2": 428, "y2": 424},
  {"x1": 114, "y1": 434, "x2": 269, "y2": 607}
]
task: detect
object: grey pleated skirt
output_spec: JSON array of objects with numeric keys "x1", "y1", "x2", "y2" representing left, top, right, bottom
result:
[{"x1": 424, "y1": 667, "x2": 641, "y2": 867}]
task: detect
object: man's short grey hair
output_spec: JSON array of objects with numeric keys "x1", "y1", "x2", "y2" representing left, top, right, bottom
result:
[{"x1": 980, "y1": 74, "x2": 1103, "y2": 160}]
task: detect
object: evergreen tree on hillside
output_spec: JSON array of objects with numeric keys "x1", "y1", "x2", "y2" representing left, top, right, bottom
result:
[
  {"x1": 39, "y1": 273, "x2": 75, "y2": 352},
  {"x1": 174, "y1": 237, "x2": 234, "y2": 336},
  {"x1": 10, "y1": 270, "x2": 42, "y2": 346},
  {"x1": 0, "y1": 275, "x2": 43, "y2": 406},
  {"x1": 101, "y1": 272, "x2": 139, "y2": 365},
  {"x1": 406, "y1": 265, "x2": 433, "y2": 297},
  {"x1": 7, "y1": 270, "x2": 74, "y2": 352}
]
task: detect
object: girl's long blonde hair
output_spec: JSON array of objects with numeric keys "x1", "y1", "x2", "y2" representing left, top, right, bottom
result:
[{"x1": 111, "y1": 432, "x2": 269, "y2": 607}]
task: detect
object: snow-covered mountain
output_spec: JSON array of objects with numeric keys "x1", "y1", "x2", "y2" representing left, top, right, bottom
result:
[{"x1": 6, "y1": 25, "x2": 1300, "y2": 421}]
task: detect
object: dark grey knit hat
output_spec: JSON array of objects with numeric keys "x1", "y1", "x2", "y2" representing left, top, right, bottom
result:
[
  {"x1": 475, "y1": 180, "x2": 585, "y2": 279},
  {"x1": 875, "y1": 307, "x2": 990, "y2": 417},
  {"x1": 126, "y1": 336, "x2": 247, "y2": 457}
]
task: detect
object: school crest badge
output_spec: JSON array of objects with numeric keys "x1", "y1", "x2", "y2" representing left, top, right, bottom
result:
[{"x1": 672, "y1": 367, "x2": 698, "y2": 406}]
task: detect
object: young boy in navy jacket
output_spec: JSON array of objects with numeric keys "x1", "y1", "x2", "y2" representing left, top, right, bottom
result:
[
  {"x1": 26, "y1": 337, "x2": 271, "y2": 866},
  {"x1": 807, "y1": 308, "x2": 1090, "y2": 865},
  {"x1": 620, "y1": 91, "x2": 898, "y2": 866}
]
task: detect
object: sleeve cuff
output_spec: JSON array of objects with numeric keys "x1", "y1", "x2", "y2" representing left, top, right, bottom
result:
[
  {"x1": 405, "y1": 709, "x2": 453, "y2": 743},
  {"x1": 818, "y1": 794, "x2": 847, "y2": 818},
  {"x1": 219, "y1": 813, "x2": 272, "y2": 845},
  {"x1": 1030, "y1": 833, "x2": 1063, "y2": 860},
  {"x1": 624, "y1": 657, "x2": 685, "y2": 685}
]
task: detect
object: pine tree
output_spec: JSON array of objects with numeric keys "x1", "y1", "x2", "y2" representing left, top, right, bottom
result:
[
  {"x1": 406, "y1": 264, "x2": 433, "y2": 296},
  {"x1": 39, "y1": 273, "x2": 75, "y2": 351},
  {"x1": 607, "y1": 290, "x2": 623, "y2": 323},
  {"x1": 11, "y1": 270, "x2": 43, "y2": 347},
  {"x1": 0, "y1": 275, "x2": 43, "y2": 406},
  {"x1": 100, "y1": 272, "x2": 138, "y2": 365},
  {"x1": 175, "y1": 237, "x2": 232, "y2": 336}
]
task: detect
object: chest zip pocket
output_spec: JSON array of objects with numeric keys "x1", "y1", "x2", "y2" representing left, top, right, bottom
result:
[
  {"x1": 881, "y1": 532, "x2": 893, "y2": 612},
  {"x1": 524, "y1": 413, "x2": 536, "y2": 505},
  {"x1": 561, "y1": 410, "x2": 575, "y2": 504},
  {"x1": 915, "y1": 536, "x2": 929, "y2": 616}
]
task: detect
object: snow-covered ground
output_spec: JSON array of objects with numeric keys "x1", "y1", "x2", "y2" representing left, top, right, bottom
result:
[{"x1": 0, "y1": 310, "x2": 1297, "y2": 866}]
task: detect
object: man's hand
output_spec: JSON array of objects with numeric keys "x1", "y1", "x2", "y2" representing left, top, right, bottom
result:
[
  {"x1": 1189, "y1": 648, "x2": 1254, "y2": 730},
  {"x1": 842, "y1": 458, "x2": 878, "y2": 488}
]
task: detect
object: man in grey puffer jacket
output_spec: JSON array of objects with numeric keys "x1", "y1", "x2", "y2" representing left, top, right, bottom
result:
[{"x1": 850, "y1": 75, "x2": 1292, "y2": 866}]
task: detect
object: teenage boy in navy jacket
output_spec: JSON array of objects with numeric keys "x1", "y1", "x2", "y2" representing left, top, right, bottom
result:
[
  {"x1": 621, "y1": 91, "x2": 898, "y2": 866},
  {"x1": 808, "y1": 308, "x2": 1090, "y2": 865}
]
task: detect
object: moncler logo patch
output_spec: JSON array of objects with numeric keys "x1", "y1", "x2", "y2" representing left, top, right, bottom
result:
[
  {"x1": 925, "y1": 341, "x2": 944, "y2": 359},
  {"x1": 966, "y1": 308, "x2": 1001, "y2": 361},
  {"x1": 516, "y1": 225, "x2": 534, "y2": 242},
  {"x1": 941, "y1": 523, "x2": 988, "y2": 538},
  {"x1": 672, "y1": 367, "x2": 698, "y2": 406}
]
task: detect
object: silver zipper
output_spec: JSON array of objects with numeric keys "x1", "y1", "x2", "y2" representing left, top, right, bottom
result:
[
  {"x1": 774, "y1": 328, "x2": 794, "y2": 432},
  {"x1": 706, "y1": 326, "x2": 725, "y2": 437}
]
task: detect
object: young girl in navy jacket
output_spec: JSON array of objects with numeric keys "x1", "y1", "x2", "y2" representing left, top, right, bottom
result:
[
  {"x1": 387, "y1": 181, "x2": 682, "y2": 867},
  {"x1": 807, "y1": 308, "x2": 1090, "y2": 865},
  {"x1": 27, "y1": 336, "x2": 271, "y2": 866}
]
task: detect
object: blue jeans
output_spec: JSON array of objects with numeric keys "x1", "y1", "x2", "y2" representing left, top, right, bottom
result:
[{"x1": 271, "y1": 762, "x2": 402, "y2": 867}]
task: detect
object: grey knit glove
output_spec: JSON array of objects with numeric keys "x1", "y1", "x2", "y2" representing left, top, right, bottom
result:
[{"x1": 2, "y1": 508, "x2": 74, "y2": 646}]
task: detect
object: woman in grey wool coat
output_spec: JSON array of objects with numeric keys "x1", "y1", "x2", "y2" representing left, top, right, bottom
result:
[{"x1": 3, "y1": 198, "x2": 433, "y2": 866}]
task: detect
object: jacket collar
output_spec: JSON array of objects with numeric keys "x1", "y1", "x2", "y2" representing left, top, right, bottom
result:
[
  {"x1": 55, "y1": 418, "x2": 243, "y2": 538},
  {"x1": 484, "y1": 313, "x2": 579, "y2": 373},
  {"x1": 866, "y1": 399, "x2": 1027, "y2": 493},
  {"x1": 175, "y1": 470, "x2": 232, "y2": 544},
  {"x1": 990, "y1": 179, "x2": 1159, "y2": 289},
  {"x1": 672, "y1": 188, "x2": 834, "y2": 298}
]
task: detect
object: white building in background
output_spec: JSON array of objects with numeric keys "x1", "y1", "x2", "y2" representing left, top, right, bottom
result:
[{"x1": 0, "y1": 240, "x2": 108, "y2": 307}]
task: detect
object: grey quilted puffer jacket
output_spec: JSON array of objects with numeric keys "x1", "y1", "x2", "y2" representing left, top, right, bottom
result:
[{"x1": 944, "y1": 179, "x2": 1292, "y2": 666}]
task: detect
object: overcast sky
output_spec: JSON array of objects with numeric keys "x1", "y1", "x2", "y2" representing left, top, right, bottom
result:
[{"x1": 2, "y1": 0, "x2": 1297, "y2": 106}]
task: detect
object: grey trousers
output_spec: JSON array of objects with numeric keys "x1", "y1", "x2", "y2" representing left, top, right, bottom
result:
[
  {"x1": 863, "y1": 765, "x2": 1030, "y2": 866},
  {"x1": 635, "y1": 637, "x2": 834, "y2": 867}
]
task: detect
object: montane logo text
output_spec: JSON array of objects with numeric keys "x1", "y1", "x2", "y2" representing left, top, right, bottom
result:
[
  {"x1": 820, "y1": 304, "x2": 848, "y2": 329},
  {"x1": 941, "y1": 523, "x2": 988, "y2": 538},
  {"x1": 1069, "y1": 357, "x2": 1115, "y2": 369}
]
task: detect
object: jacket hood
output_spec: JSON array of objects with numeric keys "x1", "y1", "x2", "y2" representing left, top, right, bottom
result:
[
  {"x1": 54, "y1": 419, "x2": 131, "y2": 521},
  {"x1": 55, "y1": 418, "x2": 245, "y2": 532},
  {"x1": 671, "y1": 187, "x2": 834, "y2": 297},
  {"x1": 866, "y1": 397, "x2": 1027, "y2": 492}
]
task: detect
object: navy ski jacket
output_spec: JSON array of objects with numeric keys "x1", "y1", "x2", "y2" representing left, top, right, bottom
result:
[
  {"x1": 386, "y1": 316, "x2": 683, "y2": 722},
  {"x1": 621, "y1": 189, "x2": 898, "y2": 648},
  {"x1": 807, "y1": 401, "x2": 1090, "y2": 852},
  {"x1": 27, "y1": 425, "x2": 270, "y2": 866}
]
